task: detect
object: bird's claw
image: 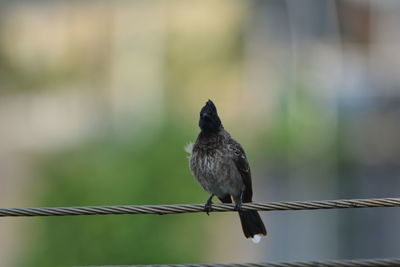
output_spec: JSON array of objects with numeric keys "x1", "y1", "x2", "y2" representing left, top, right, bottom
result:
[
  {"x1": 234, "y1": 191, "x2": 244, "y2": 211},
  {"x1": 234, "y1": 201, "x2": 243, "y2": 211},
  {"x1": 204, "y1": 202, "x2": 213, "y2": 215},
  {"x1": 204, "y1": 195, "x2": 214, "y2": 215}
]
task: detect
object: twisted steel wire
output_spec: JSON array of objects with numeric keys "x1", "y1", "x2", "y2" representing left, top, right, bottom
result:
[
  {"x1": 0, "y1": 197, "x2": 399, "y2": 217},
  {"x1": 75, "y1": 258, "x2": 400, "y2": 267}
]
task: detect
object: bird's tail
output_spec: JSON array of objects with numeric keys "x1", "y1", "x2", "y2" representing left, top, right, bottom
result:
[{"x1": 238, "y1": 210, "x2": 267, "y2": 243}]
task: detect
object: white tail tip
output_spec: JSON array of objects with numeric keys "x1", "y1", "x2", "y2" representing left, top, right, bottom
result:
[{"x1": 251, "y1": 234, "x2": 262, "y2": 244}]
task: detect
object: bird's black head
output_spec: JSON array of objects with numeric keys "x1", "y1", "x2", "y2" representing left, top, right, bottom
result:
[{"x1": 199, "y1": 100, "x2": 222, "y2": 133}]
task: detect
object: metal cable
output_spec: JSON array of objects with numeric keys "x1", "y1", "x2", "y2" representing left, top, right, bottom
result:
[
  {"x1": 74, "y1": 258, "x2": 400, "y2": 267},
  {"x1": 1, "y1": 197, "x2": 399, "y2": 217}
]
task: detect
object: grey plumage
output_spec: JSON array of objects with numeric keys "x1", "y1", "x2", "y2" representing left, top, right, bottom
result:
[
  {"x1": 190, "y1": 130, "x2": 247, "y2": 203},
  {"x1": 187, "y1": 100, "x2": 266, "y2": 242}
]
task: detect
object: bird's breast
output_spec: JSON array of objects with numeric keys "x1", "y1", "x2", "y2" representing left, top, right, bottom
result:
[
  {"x1": 191, "y1": 149, "x2": 222, "y2": 177},
  {"x1": 190, "y1": 148, "x2": 243, "y2": 198}
]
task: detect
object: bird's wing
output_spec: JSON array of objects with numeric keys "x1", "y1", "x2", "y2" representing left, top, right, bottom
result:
[{"x1": 229, "y1": 139, "x2": 253, "y2": 202}]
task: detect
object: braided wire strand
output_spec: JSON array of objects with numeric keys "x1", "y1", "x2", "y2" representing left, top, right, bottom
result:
[
  {"x1": 74, "y1": 258, "x2": 400, "y2": 267},
  {"x1": 0, "y1": 197, "x2": 399, "y2": 217}
]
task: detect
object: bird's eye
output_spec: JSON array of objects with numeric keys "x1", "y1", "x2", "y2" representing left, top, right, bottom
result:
[{"x1": 202, "y1": 113, "x2": 210, "y2": 119}]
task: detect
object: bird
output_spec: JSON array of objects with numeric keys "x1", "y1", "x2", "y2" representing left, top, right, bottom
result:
[{"x1": 186, "y1": 100, "x2": 267, "y2": 243}]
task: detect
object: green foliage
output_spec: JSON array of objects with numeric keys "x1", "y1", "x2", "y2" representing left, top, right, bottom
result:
[{"x1": 21, "y1": 122, "x2": 208, "y2": 267}]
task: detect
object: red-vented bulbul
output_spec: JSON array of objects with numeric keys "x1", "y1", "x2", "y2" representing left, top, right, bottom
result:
[{"x1": 186, "y1": 100, "x2": 267, "y2": 243}]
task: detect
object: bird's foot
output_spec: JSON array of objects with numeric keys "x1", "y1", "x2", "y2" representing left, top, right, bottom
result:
[
  {"x1": 204, "y1": 195, "x2": 214, "y2": 215},
  {"x1": 234, "y1": 200, "x2": 243, "y2": 211},
  {"x1": 234, "y1": 190, "x2": 244, "y2": 211}
]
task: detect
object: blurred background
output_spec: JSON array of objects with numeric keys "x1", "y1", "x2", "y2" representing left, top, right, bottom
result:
[{"x1": 0, "y1": 0, "x2": 400, "y2": 266}]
